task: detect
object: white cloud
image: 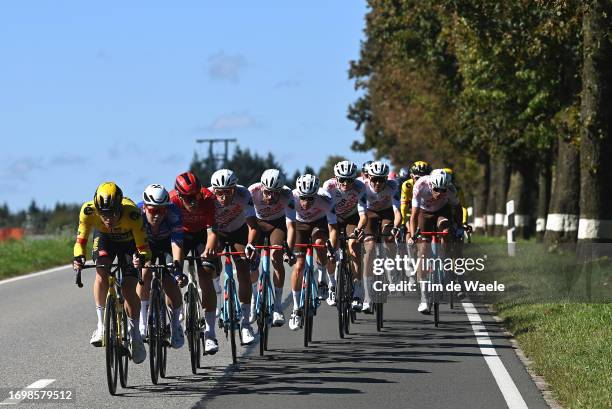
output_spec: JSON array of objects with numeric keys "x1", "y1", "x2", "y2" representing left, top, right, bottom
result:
[{"x1": 208, "y1": 51, "x2": 247, "y2": 82}]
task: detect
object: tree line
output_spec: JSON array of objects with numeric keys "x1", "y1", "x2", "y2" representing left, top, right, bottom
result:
[{"x1": 348, "y1": 0, "x2": 612, "y2": 243}]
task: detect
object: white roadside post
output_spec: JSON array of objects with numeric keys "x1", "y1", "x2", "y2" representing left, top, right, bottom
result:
[{"x1": 506, "y1": 200, "x2": 516, "y2": 256}]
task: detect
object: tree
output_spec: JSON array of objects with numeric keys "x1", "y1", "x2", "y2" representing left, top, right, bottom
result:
[{"x1": 318, "y1": 155, "x2": 348, "y2": 182}]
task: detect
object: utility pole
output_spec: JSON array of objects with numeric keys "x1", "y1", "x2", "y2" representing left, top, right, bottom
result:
[{"x1": 195, "y1": 138, "x2": 237, "y2": 168}]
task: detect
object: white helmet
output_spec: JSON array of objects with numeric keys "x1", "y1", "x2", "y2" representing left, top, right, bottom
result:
[
  {"x1": 334, "y1": 161, "x2": 357, "y2": 178},
  {"x1": 211, "y1": 169, "x2": 237, "y2": 188},
  {"x1": 143, "y1": 184, "x2": 170, "y2": 206},
  {"x1": 296, "y1": 174, "x2": 320, "y2": 196},
  {"x1": 430, "y1": 169, "x2": 451, "y2": 189},
  {"x1": 261, "y1": 169, "x2": 284, "y2": 191},
  {"x1": 367, "y1": 161, "x2": 389, "y2": 177}
]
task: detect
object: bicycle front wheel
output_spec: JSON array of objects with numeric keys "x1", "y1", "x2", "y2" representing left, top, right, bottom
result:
[
  {"x1": 337, "y1": 262, "x2": 345, "y2": 339},
  {"x1": 227, "y1": 281, "x2": 238, "y2": 364},
  {"x1": 118, "y1": 307, "x2": 129, "y2": 388},
  {"x1": 104, "y1": 297, "x2": 118, "y2": 395},
  {"x1": 148, "y1": 291, "x2": 160, "y2": 384},
  {"x1": 185, "y1": 288, "x2": 199, "y2": 374},
  {"x1": 258, "y1": 278, "x2": 268, "y2": 356}
]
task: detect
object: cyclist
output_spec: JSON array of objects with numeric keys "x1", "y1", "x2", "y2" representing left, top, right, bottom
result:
[
  {"x1": 400, "y1": 161, "x2": 432, "y2": 231},
  {"x1": 361, "y1": 162, "x2": 402, "y2": 313},
  {"x1": 442, "y1": 167, "x2": 469, "y2": 228},
  {"x1": 407, "y1": 169, "x2": 461, "y2": 313},
  {"x1": 357, "y1": 160, "x2": 373, "y2": 183},
  {"x1": 72, "y1": 182, "x2": 149, "y2": 364},
  {"x1": 396, "y1": 167, "x2": 410, "y2": 190},
  {"x1": 288, "y1": 174, "x2": 338, "y2": 330},
  {"x1": 248, "y1": 169, "x2": 296, "y2": 326},
  {"x1": 209, "y1": 169, "x2": 258, "y2": 346},
  {"x1": 137, "y1": 184, "x2": 186, "y2": 349},
  {"x1": 169, "y1": 172, "x2": 219, "y2": 354},
  {"x1": 321, "y1": 161, "x2": 367, "y2": 306}
]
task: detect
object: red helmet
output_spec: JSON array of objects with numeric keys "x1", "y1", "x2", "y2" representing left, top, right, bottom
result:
[{"x1": 175, "y1": 172, "x2": 201, "y2": 196}]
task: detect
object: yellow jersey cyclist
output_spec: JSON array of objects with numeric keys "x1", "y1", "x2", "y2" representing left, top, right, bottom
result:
[
  {"x1": 72, "y1": 182, "x2": 150, "y2": 364},
  {"x1": 400, "y1": 161, "x2": 432, "y2": 229}
]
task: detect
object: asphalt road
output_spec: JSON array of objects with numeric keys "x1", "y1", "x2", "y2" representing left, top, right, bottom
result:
[{"x1": 0, "y1": 266, "x2": 550, "y2": 409}]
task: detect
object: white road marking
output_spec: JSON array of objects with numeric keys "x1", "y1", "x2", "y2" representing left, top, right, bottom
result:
[
  {"x1": 462, "y1": 302, "x2": 528, "y2": 409},
  {"x1": 0, "y1": 379, "x2": 56, "y2": 405},
  {"x1": 0, "y1": 265, "x2": 71, "y2": 286}
]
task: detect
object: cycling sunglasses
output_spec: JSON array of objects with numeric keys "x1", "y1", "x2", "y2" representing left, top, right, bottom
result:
[
  {"x1": 299, "y1": 195, "x2": 315, "y2": 202},
  {"x1": 433, "y1": 187, "x2": 447, "y2": 193},
  {"x1": 370, "y1": 177, "x2": 386, "y2": 184},
  {"x1": 214, "y1": 189, "x2": 234, "y2": 198},
  {"x1": 337, "y1": 177, "x2": 355, "y2": 184},
  {"x1": 145, "y1": 205, "x2": 167, "y2": 215},
  {"x1": 179, "y1": 193, "x2": 199, "y2": 205}
]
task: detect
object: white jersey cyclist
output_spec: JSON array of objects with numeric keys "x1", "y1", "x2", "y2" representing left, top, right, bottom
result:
[
  {"x1": 292, "y1": 190, "x2": 338, "y2": 225},
  {"x1": 322, "y1": 178, "x2": 367, "y2": 218},
  {"x1": 209, "y1": 184, "x2": 256, "y2": 232},
  {"x1": 364, "y1": 179, "x2": 400, "y2": 212},
  {"x1": 249, "y1": 183, "x2": 296, "y2": 222},
  {"x1": 412, "y1": 174, "x2": 459, "y2": 212}
]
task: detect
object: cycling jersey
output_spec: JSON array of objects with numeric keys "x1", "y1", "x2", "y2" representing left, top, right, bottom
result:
[
  {"x1": 248, "y1": 183, "x2": 296, "y2": 222},
  {"x1": 292, "y1": 190, "x2": 337, "y2": 224},
  {"x1": 169, "y1": 187, "x2": 216, "y2": 233},
  {"x1": 74, "y1": 197, "x2": 149, "y2": 259},
  {"x1": 400, "y1": 178, "x2": 415, "y2": 224},
  {"x1": 321, "y1": 178, "x2": 367, "y2": 217},
  {"x1": 137, "y1": 201, "x2": 183, "y2": 245},
  {"x1": 364, "y1": 179, "x2": 400, "y2": 212},
  {"x1": 412, "y1": 175, "x2": 459, "y2": 213},
  {"x1": 209, "y1": 185, "x2": 256, "y2": 233}
]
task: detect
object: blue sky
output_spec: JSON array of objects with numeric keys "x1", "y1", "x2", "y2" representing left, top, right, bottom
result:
[{"x1": 0, "y1": 2, "x2": 375, "y2": 211}]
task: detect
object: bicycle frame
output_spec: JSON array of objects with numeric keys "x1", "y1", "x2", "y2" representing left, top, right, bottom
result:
[
  {"x1": 418, "y1": 231, "x2": 449, "y2": 327},
  {"x1": 184, "y1": 253, "x2": 203, "y2": 373},
  {"x1": 219, "y1": 247, "x2": 244, "y2": 364},
  {"x1": 254, "y1": 240, "x2": 284, "y2": 355},
  {"x1": 295, "y1": 241, "x2": 325, "y2": 347}
]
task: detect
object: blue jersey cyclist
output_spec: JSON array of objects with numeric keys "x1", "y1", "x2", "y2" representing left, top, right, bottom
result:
[{"x1": 137, "y1": 184, "x2": 187, "y2": 349}]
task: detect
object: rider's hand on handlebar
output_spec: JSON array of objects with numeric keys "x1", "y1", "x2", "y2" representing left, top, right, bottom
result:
[
  {"x1": 202, "y1": 246, "x2": 216, "y2": 259},
  {"x1": 173, "y1": 260, "x2": 187, "y2": 287},
  {"x1": 354, "y1": 227, "x2": 365, "y2": 241},
  {"x1": 245, "y1": 243, "x2": 257, "y2": 260},
  {"x1": 73, "y1": 256, "x2": 85, "y2": 271},
  {"x1": 132, "y1": 253, "x2": 143, "y2": 269}
]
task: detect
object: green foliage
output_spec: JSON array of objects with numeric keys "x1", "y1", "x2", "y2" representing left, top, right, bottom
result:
[
  {"x1": 318, "y1": 155, "x2": 348, "y2": 182},
  {"x1": 0, "y1": 236, "x2": 75, "y2": 279},
  {"x1": 190, "y1": 146, "x2": 286, "y2": 188}
]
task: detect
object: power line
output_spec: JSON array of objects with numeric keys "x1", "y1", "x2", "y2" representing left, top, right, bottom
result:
[{"x1": 195, "y1": 138, "x2": 237, "y2": 168}]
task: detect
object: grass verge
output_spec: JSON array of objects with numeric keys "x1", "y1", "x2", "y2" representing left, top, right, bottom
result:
[{"x1": 0, "y1": 236, "x2": 74, "y2": 279}]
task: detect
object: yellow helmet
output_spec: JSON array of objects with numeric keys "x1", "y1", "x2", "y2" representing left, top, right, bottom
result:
[
  {"x1": 94, "y1": 182, "x2": 123, "y2": 214},
  {"x1": 411, "y1": 161, "x2": 432, "y2": 176},
  {"x1": 442, "y1": 167, "x2": 454, "y2": 175}
]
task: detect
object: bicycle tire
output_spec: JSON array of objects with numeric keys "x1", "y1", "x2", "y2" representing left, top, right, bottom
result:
[
  {"x1": 258, "y1": 276, "x2": 268, "y2": 356},
  {"x1": 376, "y1": 302, "x2": 383, "y2": 332},
  {"x1": 118, "y1": 307, "x2": 129, "y2": 388},
  {"x1": 186, "y1": 288, "x2": 199, "y2": 374},
  {"x1": 303, "y1": 266, "x2": 311, "y2": 348},
  {"x1": 104, "y1": 297, "x2": 118, "y2": 395},
  {"x1": 434, "y1": 302, "x2": 440, "y2": 327},
  {"x1": 228, "y1": 280, "x2": 238, "y2": 364},
  {"x1": 148, "y1": 288, "x2": 160, "y2": 384},
  {"x1": 337, "y1": 261, "x2": 345, "y2": 339},
  {"x1": 160, "y1": 303, "x2": 168, "y2": 378}
]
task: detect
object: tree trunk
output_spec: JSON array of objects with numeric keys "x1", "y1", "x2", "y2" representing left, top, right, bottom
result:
[
  {"x1": 494, "y1": 160, "x2": 511, "y2": 236},
  {"x1": 545, "y1": 133, "x2": 580, "y2": 243},
  {"x1": 485, "y1": 155, "x2": 497, "y2": 236},
  {"x1": 473, "y1": 154, "x2": 489, "y2": 234},
  {"x1": 536, "y1": 156, "x2": 552, "y2": 242},
  {"x1": 506, "y1": 162, "x2": 536, "y2": 239},
  {"x1": 579, "y1": 0, "x2": 612, "y2": 243}
]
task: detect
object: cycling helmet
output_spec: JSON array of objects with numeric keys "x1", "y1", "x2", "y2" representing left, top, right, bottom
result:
[
  {"x1": 442, "y1": 167, "x2": 454, "y2": 182},
  {"x1": 94, "y1": 182, "x2": 123, "y2": 214},
  {"x1": 398, "y1": 167, "x2": 409, "y2": 179},
  {"x1": 361, "y1": 160, "x2": 373, "y2": 174},
  {"x1": 143, "y1": 184, "x2": 170, "y2": 206},
  {"x1": 430, "y1": 169, "x2": 451, "y2": 189},
  {"x1": 175, "y1": 172, "x2": 201, "y2": 196},
  {"x1": 211, "y1": 169, "x2": 238, "y2": 188},
  {"x1": 367, "y1": 161, "x2": 390, "y2": 177},
  {"x1": 411, "y1": 161, "x2": 432, "y2": 176},
  {"x1": 334, "y1": 160, "x2": 358, "y2": 178},
  {"x1": 296, "y1": 174, "x2": 320, "y2": 196},
  {"x1": 261, "y1": 169, "x2": 284, "y2": 191}
]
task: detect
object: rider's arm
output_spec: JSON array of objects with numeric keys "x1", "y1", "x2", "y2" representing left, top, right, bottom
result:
[
  {"x1": 410, "y1": 206, "x2": 420, "y2": 237},
  {"x1": 328, "y1": 223, "x2": 338, "y2": 248},
  {"x1": 286, "y1": 220, "x2": 296, "y2": 249},
  {"x1": 73, "y1": 202, "x2": 93, "y2": 259},
  {"x1": 357, "y1": 213, "x2": 367, "y2": 231},
  {"x1": 245, "y1": 216, "x2": 258, "y2": 245},
  {"x1": 128, "y1": 208, "x2": 150, "y2": 262},
  {"x1": 393, "y1": 208, "x2": 402, "y2": 228},
  {"x1": 400, "y1": 181, "x2": 409, "y2": 225}
]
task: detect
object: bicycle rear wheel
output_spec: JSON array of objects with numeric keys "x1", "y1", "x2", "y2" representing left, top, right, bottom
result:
[
  {"x1": 118, "y1": 307, "x2": 129, "y2": 388},
  {"x1": 160, "y1": 303, "x2": 168, "y2": 378},
  {"x1": 104, "y1": 297, "x2": 118, "y2": 395},
  {"x1": 376, "y1": 302, "x2": 383, "y2": 332}
]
